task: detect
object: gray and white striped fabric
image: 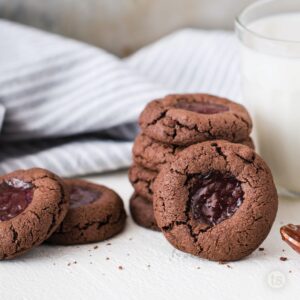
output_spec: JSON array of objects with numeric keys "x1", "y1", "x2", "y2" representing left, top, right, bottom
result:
[{"x1": 0, "y1": 20, "x2": 241, "y2": 177}]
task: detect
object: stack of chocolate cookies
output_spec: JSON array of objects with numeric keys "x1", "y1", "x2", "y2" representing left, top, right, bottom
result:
[{"x1": 129, "y1": 94, "x2": 254, "y2": 231}]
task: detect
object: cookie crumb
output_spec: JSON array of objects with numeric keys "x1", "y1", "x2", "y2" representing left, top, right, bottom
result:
[
  {"x1": 258, "y1": 247, "x2": 264, "y2": 251},
  {"x1": 289, "y1": 270, "x2": 292, "y2": 273},
  {"x1": 106, "y1": 257, "x2": 110, "y2": 260},
  {"x1": 282, "y1": 249, "x2": 285, "y2": 252},
  {"x1": 74, "y1": 261, "x2": 77, "y2": 264},
  {"x1": 218, "y1": 261, "x2": 225, "y2": 265},
  {"x1": 129, "y1": 238, "x2": 133, "y2": 241},
  {"x1": 147, "y1": 264, "x2": 151, "y2": 268},
  {"x1": 106, "y1": 243, "x2": 111, "y2": 246},
  {"x1": 226, "y1": 264, "x2": 232, "y2": 269},
  {"x1": 118, "y1": 266, "x2": 124, "y2": 270},
  {"x1": 280, "y1": 256, "x2": 288, "y2": 261},
  {"x1": 67, "y1": 263, "x2": 71, "y2": 266},
  {"x1": 94, "y1": 245, "x2": 99, "y2": 250},
  {"x1": 196, "y1": 266, "x2": 200, "y2": 269}
]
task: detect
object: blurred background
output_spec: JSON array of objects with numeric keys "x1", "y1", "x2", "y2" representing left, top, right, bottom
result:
[{"x1": 0, "y1": 0, "x2": 256, "y2": 56}]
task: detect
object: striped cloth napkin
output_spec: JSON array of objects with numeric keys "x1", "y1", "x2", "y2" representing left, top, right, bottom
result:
[{"x1": 0, "y1": 20, "x2": 241, "y2": 177}]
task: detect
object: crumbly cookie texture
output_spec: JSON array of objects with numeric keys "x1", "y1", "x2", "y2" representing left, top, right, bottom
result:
[
  {"x1": 139, "y1": 94, "x2": 252, "y2": 146},
  {"x1": 48, "y1": 179, "x2": 126, "y2": 245},
  {"x1": 153, "y1": 141, "x2": 278, "y2": 262},
  {"x1": 133, "y1": 133, "x2": 255, "y2": 171},
  {"x1": 130, "y1": 193, "x2": 160, "y2": 232},
  {"x1": 128, "y1": 164, "x2": 157, "y2": 201},
  {"x1": 0, "y1": 168, "x2": 69, "y2": 260}
]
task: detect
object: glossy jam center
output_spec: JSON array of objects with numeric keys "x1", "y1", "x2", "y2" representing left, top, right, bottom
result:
[
  {"x1": 175, "y1": 102, "x2": 229, "y2": 114},
  {"x1": 189, "y1": 171, "x2": 243, "y2": 226},
  {"x1": 0, "y1": 179, "x2": 34, "y2": 221},
  {"x1": 70, "y1": 185, "x2": 101, "y2": 208}
]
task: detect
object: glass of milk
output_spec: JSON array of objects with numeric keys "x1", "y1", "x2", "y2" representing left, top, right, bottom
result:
[{"x1": 236, "y1": 0, "x2": 300, "y2": 195}]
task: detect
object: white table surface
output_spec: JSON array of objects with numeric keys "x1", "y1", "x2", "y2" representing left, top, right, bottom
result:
[{"x1": 1, "y1": 169, "x2": 299, "y2": 300}]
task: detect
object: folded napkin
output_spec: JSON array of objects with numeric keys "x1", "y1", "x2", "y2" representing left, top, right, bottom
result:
[{"x1": 0, "y1": 20, "x2": 241, "y2": 177}]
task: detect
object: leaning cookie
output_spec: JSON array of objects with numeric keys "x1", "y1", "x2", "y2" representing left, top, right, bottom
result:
[
  {"x1": 128, "y1": 164, "x2": 157, "y2": 201},
  {"x1": 48, "y1": 179, "x2": 126, "y2": 245},
  {"x1": 139, "y1": 94, "x2": 252, "y2": 146},
  {"x1": 133, "y1": 133, "x2": 255, "y2": 171},
  {"x1": 153, "y1": 141, "x2": 278, "y2": 262},
  {"x1": 130, "y1": 193, "x2": 160, "y2": 231},
  {"x1": 0, "y1": 168, "x2": 69, "y2": 260}
]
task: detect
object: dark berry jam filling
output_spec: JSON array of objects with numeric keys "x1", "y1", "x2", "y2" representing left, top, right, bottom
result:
[
  {"x1": 189, "y1": 171, "x2": 244, "y2": 226},
  {"x1": 70, "y1": 185, "x2": 101, "y2": 208},
  {"x1": 175, "y1": 101, "x2": 229, "y2": 114},
  {"x1": 0, "y1": 179, "x2": 34, "y2": 221}
]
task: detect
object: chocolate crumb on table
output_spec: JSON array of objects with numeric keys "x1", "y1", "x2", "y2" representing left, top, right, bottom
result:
[
  {"x1": 118, "y1": 266, "x2": 124, "y2": 270},
  {"x1": 280, "y1": 257, "x2": 288, "y2": 261},
  {"x1": 258, "y1": 247, "x2": 264, "y2": 251}
]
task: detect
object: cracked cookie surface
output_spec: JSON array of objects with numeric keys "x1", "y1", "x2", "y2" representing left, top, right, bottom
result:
[
  {"x1": 133, "y1": 133, "x2": 255, "y2": 171},
  {"x1": 0, "y1": 168, "x2": 69, "y2": 260},
  {"x1": 139, "y1": 94, "x2": 252, "y2": 146},
  {"x1": 130, "y1": 193, "x2": 160, "y2": 232},
  {"x1": 128, "y1": 164, "x2": 157, "y2": 201},
  {"x1": 48, "y1": 179, "x2": 126, "y2": 245},
  {"x1": 153, "y1": 141, "x2": 278, "y2": 262}
]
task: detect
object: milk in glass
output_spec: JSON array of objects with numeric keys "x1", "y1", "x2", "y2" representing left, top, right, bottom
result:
[{"x1": 241, "y1": 13, "x2": 300, "y2": 193}]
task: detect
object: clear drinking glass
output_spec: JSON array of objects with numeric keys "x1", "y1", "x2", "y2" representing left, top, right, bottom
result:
[{"x1": 235, "y1": 0, "x2": 300, "y2": 195}]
